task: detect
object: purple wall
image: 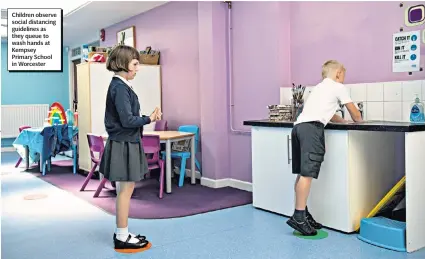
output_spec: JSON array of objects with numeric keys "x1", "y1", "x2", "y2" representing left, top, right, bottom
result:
[
  {"x1": 291, "y1": 1, "x2": 425, "y2": 86},
  {"x1": 197, "y1": 2, "x2": 230, "y2": 179},
  {"x1": 102, "y1": 1, "x2": 425, "y2": 183},
  {"x1": 229, "y1": 2, "x2": 292, "y2": 182}
]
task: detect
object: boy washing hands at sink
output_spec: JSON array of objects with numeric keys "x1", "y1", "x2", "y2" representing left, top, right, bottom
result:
[{"x1": 287, "y1": 60, "x2": 362, "y2": 236}]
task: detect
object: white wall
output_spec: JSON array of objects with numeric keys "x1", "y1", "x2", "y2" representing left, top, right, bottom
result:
[{"x1": 280, "y1": 80, "x2": 425, "y2": 122}]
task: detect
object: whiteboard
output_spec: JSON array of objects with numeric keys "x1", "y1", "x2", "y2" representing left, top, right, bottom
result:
[
  {"x1": 131, "y1": 65, "x2": 162, "y2": 131},
  {"x1": 90, "y1": 63, "x2": 114, "y2": 135},
  {"x1": 87, "y1": 63, "x2": 162, "y2": 134}
]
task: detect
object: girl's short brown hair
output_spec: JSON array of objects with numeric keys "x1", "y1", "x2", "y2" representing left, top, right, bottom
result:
[{"x1": 106, "y1": 45, "x2": 140, "y2": 72}]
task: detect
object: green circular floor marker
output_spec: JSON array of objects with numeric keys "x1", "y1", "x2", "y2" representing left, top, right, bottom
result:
[{"x1": 293, "y1": 229, "x2": 329, "y2": 240}]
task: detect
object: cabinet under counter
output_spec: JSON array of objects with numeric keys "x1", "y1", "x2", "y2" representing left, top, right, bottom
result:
[{"x1": 244, "y1": 119, "x2": 425, "y2": 253}]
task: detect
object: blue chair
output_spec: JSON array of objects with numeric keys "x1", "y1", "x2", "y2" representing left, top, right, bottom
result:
[{"x1": 161, "y1": 125, "x2": 201, "y2": 187}]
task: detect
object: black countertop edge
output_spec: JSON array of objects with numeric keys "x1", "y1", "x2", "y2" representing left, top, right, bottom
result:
[{"x1": 243, "y1": 120, "x2": 425, "y2": 132}]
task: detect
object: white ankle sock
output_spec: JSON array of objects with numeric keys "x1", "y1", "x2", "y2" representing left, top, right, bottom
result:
[{"x1": 115, "y1": 227, "x2": 140, "y2": 244}]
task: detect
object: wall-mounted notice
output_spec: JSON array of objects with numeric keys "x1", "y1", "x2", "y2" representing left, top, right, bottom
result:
[
  {"x1": 392, "y1": 30, "x2": 421, "y2": 73},
  {"x1": 7, "y1": 8, "x2": 63, "y2": 72}
]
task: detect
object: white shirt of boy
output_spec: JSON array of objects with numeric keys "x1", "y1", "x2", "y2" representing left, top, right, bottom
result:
[{"x1": 295, "y1": 78, "x2": 352, "y2": 126}]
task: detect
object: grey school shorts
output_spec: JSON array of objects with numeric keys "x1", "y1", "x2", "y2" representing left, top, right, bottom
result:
[{"x1": 291, "y1": 121, "x2": 325, "y2": 179}]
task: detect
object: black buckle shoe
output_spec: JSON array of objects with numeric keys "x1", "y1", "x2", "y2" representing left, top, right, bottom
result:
[
  {"x1": 286, "y1": 217, "x2": 317, "y2": 236},
  {"x1": 114, "y1": 233, "x2": 146, "y2": 241},
  {"x1": 306, "y1": 213, "x2": 323, "y2": 229},
  {"x1": 114, "y1": 234, "x2": 151, "y2": 253}
]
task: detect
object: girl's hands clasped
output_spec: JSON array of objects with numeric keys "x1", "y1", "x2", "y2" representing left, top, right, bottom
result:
[{"x1": 149, "y1": 107, "x2": 162, "y2": 122}]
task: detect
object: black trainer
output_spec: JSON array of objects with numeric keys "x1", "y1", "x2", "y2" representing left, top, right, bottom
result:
[
  {"x1": 286, "y1": 217, "x2": 317, "y2": 236},
  {"x1": 306, "y1": 213, "x2": 323, "y2": 229}
]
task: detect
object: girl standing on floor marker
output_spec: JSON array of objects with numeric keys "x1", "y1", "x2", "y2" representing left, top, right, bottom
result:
[{"x1": 99, "y1": 45, "x2": 161, "y2": 253}]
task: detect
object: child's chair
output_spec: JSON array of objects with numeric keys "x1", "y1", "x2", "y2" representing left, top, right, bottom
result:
[
  {"x1": 93, "y1": 136, "x2": 165, "y2": 199},
  {"x1": 93, "y1": 176, "x2": 108, "y2": 197},
  {"x1": 80, "y1": 134, "x2": 105, "y2": 192},
  {"x1": 15, "y1": 125, "x2": 31, "y2": 168},
  {"x1": 155, "y1": 120, "x2": 168, "y2": 154},
  {"x1": 161, "y1": 125, "x2": 201, "y2": 187},
  {"x1": 154, "y1": 120, "x2": 168, "y2": 131},
  {"x1": 143, "y1": 134, "x2": 165, "y2": 198}
]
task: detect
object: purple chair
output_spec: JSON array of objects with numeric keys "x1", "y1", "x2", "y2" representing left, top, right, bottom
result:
[
  {"x1": 93, "y1": 135, "x2": 165, "y2": 199},
  {"x1": 15, "y1": 125, "x2": 31, "y2": 168},
  {"x1": 93, "y1": 175, "x2": 108, "y2": 198},
  {"x1": 80, "y1": 134, "x2": 104, "y2": 192},
  {"x1": 143, "y1": 134, "x2": 165, "y2": 198},
  {"x1": 154, "y1": 120, "x2": 168, "y2": 131}
]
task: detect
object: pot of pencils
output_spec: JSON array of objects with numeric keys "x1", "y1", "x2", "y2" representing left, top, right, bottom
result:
[{"x1": 291, "y1": 83, "x2": 305, "y2": 121}]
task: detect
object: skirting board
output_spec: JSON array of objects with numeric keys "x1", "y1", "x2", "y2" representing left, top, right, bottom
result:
[
  {"x1": 201, "y1": 177, "x2": 252, "y2": 192},
  {"x1": 173, "y1": 167, "x2": 252, "y2": 192}
]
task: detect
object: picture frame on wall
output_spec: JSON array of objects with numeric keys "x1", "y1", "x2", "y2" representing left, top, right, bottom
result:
[{"x1": 117, "y1": 26, "x2": 136, "y2": 47}]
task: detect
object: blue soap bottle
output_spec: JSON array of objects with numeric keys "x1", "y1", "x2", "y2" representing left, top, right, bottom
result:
[{"x1": 410, "y1": 94, "x2": 425, "y2": 123}]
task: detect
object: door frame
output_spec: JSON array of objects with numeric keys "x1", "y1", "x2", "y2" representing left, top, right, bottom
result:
[
  {"x1": 68, "y1": 48, "x2": 82, "y2": 112},
  {"x1": 68, "y1": 40, "x2": 100, "y2": 112},
  {"x1": 71, "y1": 58, "x2": 81, "y2": 111}
]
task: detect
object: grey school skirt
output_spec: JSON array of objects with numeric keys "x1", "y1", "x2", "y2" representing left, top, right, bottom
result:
[{"x1": 99, "y1": 139, "x2": 149, "y2": 182}]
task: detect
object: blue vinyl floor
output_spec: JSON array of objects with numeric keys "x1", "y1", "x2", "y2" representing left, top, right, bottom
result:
[{"x1": 1, "y1": 151, "x2": 424, "y2": 259}]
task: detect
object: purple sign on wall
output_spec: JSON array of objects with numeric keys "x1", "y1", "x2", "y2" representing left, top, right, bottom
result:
[{"x1": 407, "y1": 5, "x2": 425, "y2": 25}]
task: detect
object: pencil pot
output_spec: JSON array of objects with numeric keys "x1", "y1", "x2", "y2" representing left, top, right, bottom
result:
[{"x1": 292, "y1": 99, "x2": 304, "y2": 121}]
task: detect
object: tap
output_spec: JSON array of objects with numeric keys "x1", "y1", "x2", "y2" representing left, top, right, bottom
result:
[
  {"x1": 336, "y1": 101, "x2": 345, "y2": 119},
  {"x1": 357, "y1": 102, "x2": 364, "y2": 119}
]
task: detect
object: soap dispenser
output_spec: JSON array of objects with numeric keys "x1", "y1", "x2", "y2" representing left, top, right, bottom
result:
[{"x1": 409, "y1": 94, "x2": 425, "y2": 123}]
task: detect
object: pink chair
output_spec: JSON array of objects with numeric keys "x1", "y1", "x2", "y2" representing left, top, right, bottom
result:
[
  {"x1": 93, "y1": 175, "x2": 108, "y2": 197},
  {"x1": 80, "y1": 134, "x2": 104, "y2": 192},
  {"x1": 15, "y1": 125, "x2": 31, "y2": 168},
  {"x1": 154, "y1": 120, "x2": 168, "y2": 131},
  {"x1": 93, "y1": 135, "x2": 165, "y2": 199},
  {"x1": 143, "y1": 134, "x2": 165, "y2": 198}
]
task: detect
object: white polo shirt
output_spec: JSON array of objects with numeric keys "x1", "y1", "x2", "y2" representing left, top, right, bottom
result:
[{"x1": 294, "y1": 78, "x2": 352, "y2": 126}]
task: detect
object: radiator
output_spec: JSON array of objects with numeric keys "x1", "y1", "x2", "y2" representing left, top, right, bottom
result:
[{"x1": 1, "y1": 104, "x2": 50, "y2": 138}]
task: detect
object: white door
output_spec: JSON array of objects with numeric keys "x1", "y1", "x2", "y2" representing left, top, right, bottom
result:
[{"x1": 251, "y1": 126, "x2": 297, "y2": 216}]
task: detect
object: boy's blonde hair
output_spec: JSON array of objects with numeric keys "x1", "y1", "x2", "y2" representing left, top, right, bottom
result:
[{"x1": 321, "y1": 60, "x2": 346, "y2": 79}]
